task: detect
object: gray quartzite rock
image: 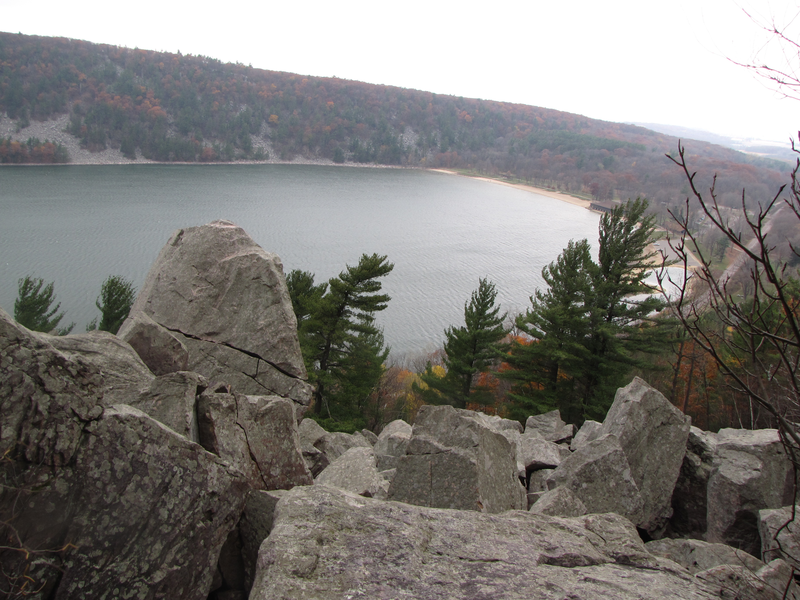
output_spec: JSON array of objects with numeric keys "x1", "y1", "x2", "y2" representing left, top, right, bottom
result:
[
  {"x1": 668, "y1": 427, "x2": 718, "y2": 539},
  {"x1": 374, "y1": 418, "x2": 413, "y2": 471},
  {"x1": 388, "y1": 405, "x2": 526, "y2": 513},
  {"x1": 518, "y1": 435, "x2": 568, "y2": 471},
  {"x1": 645, "y1": 538, "x2": 765, "y2": 575},
  {"x1": 197, "y1": 388, "x2": 312, "y2": 490},
  {"x1": 0, "y1": 307, "x2": 249, "y2": 599},
  {"x1": 117, "y1": 310, "x2": 190, "y2": 375},
  {"x1": 529, "y1": 486, "x2": 587, "y2": 517},
  {"x1": 525, "y1": 409, "x2": 575, "y2": 443},
  {"x1": 240, "y1": 489, "x2": 289, "y2": 592},
  {"x1": 600, "y1": 377, "x2": 691, "y2": 534},
  {"x1": 695, "y1": 564, "x2": 785, "y2": 600},
  {"x1": 707, "y1": 428, "x2": 794, "y2": 555},
  {"x1": 360, "y1": 428, "x2": 378, "y2": 445},
  {"x1": 45, "y1": 328, "x2": 155, "y2": 404},
  {"x1": 127, "y1": 370, "x2": 207, "y2": 442},
  {"x1": 297, "y1": 417, "x2": 328, "y2": 447},
  {"x1": 249, "y1": 485, "x2": 721, "y2": 600},
  {"x1": 315, "y1": 430, "x2": 372, "y2": 463},
  {"x1": 570, "y1": 419, "x2": 603, "y2": 451},
  {"x1": 759, "y1": 505, "x2": 800, "y2": 570},
  {"x1": 374, "y1": 418, "x2": 413, "y2": 456},
  {"x1": 122, "y1": 220, "x2": 312, "y2": 411},
  {"x1": 546, "y1": 433, "x2": 644, "y2": 524},
  {"x1": 316, "y1": 448, "x2": 389, "y2": 499}
]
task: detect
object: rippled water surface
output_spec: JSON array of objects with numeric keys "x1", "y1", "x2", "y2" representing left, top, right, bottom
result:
[{"x1": 0, "y1": 164, "x2": 600, "y2": 358}]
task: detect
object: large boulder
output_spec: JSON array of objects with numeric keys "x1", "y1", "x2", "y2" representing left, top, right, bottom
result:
[
  {"x1": 529, "y1": 486, "x2": 587, "y2": 517},
  {"x1": 645, "y1": 538, "x2": 764, "y2": 575},
  {"x1": 524, "y1": 409, "x2": 575, "y2": 443},
  {"x1": 599, "y1": 377, "x2": 691, "y2": 534},
  {"x1": 197, "y1": 386, "x2": 313, "y2": 491},
  {"x1": 117, "y1": 310, "x2": 190, "y2": 375},
  {"x1": 545, "y1": 433, "x2": 644, "y2": 524},
  {"x1": 373, "y1": 418, "x2": 413, "y2": 471},
  {"x1": 315, "y1": 447, "x2": 389, "y2": 499},
  {"x1": 45, "y1": 328, "x2": 155, "y2": 404},
  {"x1": 387, "y1": 405, "x2": 526, "y2": 513},
  {"x1": 667, "y1": 426, "x2": 717, "y2": 539},
  {"x1": 759, "y1": 505, "x2": 800, "y2": 570},
  {"x1": 127, "y1": 370, "x2": 207, "y2": 442},
  {"x1": 706, "y1": 428, "x2": 794, "y2": 555},
  {"x1": 0, "y1": 308, "x2": 249, "y2": 599},
  {"x1": 250, "y1": 485, "x2": 722, "y2": 600},
  {"x1": 121, "y1": 220, "x2": 312, "y2": 413}
]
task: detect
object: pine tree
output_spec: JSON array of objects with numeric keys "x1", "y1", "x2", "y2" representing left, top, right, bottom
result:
[
  {"x1": 504, "y1": 199, "x2": 666, "y2": 423},
  {"x1": 504, "y1": 240, "x2": 594, "y2": 422},
  {"x1": 418, "y1": 278, "x2": 507, "y2": 408},
  {"x1": 14, "y1": 276, "x2": 73, "y2": 334},
  {"x1": 95, "y1": 275, "x2": 136, "y2": 334},
  {"x1": 289, "y1": 254, "x2": 394, "y2": 429}
]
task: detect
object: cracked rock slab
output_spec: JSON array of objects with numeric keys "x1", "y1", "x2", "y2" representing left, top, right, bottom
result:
[
  {"x1": 0, "y1": 307, "x2": 249, "y2": 600},
  {"x1": 600, "y1": 377, "x2": 691, "y2": 534},
  {"x1": 197, "y1": 387, "x2": 312, "y2": 490},
  {"x1": 121, "y1": 220, "x2": 312, "y2": 411},
  {"x1": 387, "y1": 405, "x2": 526, "y2": 513},
  {"x1": 250, "y1": 485, "x2": 720, "y2": 600}
]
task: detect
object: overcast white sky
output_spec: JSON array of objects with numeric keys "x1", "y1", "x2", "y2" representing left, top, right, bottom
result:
[{"x1": 2, "y1": 0, "x2": 798, "y2": 143}]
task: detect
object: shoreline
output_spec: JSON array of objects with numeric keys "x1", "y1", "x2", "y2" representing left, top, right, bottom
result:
[{"x1": 427, "y1": 169, "x2": 592, "y2": 209}]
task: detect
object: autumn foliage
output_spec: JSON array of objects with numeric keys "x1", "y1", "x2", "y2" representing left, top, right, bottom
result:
[{"x1": 0, "y1": 32, "x2": 788, "y2": 214}]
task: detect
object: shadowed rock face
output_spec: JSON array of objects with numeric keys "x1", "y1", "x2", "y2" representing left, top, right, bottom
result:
[
  {"x1": 250, "y1": 485, "x2": 721, "y2": 600},
  {"x1": 120, "y1": 220, "x2": 312, "y2": 413},
  {"x1": 0, "y1": 308, "x2": 249, "y2": 600}
]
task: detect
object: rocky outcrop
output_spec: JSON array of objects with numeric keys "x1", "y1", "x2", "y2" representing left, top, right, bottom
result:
[
  {"x1": 315, "y1": 447, "x2": 390, "y2": 499},
  {"x1": 197, "y1": 387, "x2": 312, "y2": 491},
  {"x1": 120, "y1": 220, "x2": 313, "y2": 412},
  {"x1": 127, "y1": 370, "x2": 207, "y2": 441},
  {"x1": 529, "y1": 486, "x2": 587, "y2": 517},
  {"x1": 706, "y1": 429, "x2": 794, "y2": 555},
  {"x1": 600, "y1": 377, "x2": 691, "y2": 534},
  {"x1": 759, "y1": 505, "x2": 800, "y2": 570},
  {"x1": 45, "y1": 328, "x2": 155, "y2": 404},
  {"x1": 545, "y1": 433, "x2": 645, "y2": 523},
  {"x1": 571, "y1": 419, "x2": 603, "y2": 451},
  {"x1": 524, "y1": 409, "x2": 575, "y2": 443},
  {"x1": 387, "y1": 404, "x2": 526, "y2": 513},
  {"x1": 250, "y1": 485, "x2": 721, "y2": 599},
  {"x1": 373, "y1": 418, "x2": 412, "y2": 470},
  {"x1": 0, "y1": 308, "x2": 249, "y2": 600},
  {"x1": 117, "y1": 310, "x2": 190, "y2": 375}
]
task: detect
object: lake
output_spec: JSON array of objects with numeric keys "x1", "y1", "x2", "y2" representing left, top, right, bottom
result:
[{"x1": 0, "y1": 164, "x2": 600, "y2": 360}]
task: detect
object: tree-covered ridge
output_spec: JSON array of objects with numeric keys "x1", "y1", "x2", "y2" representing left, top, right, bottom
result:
[{"x1": 0, "y1": 31, "x2": 788, "y2": 209}]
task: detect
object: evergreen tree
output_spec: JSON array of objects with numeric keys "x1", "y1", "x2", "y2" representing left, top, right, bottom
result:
[
  {"x1": 504, "y1": 199, "x2": 666, "y2": 423},
  {"x1": 95, "y1": 275, "x2": 136, "y2": 334},
  {"x1": 418, "y1": 278, "x2": 507, "y2": 408},
  {"x1": 14, "y1": 276, "x2": 73, "y2": 334},
  {"x1": 504, "y1": 240, "x2": 594, "y2": 422},
  {"x1": 582, "y1": 197, "x2": 665, "y2": 417},
  {"x1": 286, "y1": 269, "x2": 327, "y2": 328},
  {"x1": 290, "y1": 254, "x2": 394, "y2": 429}
]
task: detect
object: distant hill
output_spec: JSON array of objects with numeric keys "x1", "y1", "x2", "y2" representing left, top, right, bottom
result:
[
  {"x1": 632, "y1": 122, "x2": 796, "y2": 163},
  {"x1": 0, "y1": 32, "x2": 791, "y2": 220}
]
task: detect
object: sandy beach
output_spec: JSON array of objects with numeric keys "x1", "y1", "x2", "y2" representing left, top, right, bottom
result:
[{"x1": 428, "y1": 169, "x2": 592, "y2": 209}]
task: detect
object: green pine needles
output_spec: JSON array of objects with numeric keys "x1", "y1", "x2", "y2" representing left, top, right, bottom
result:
[
  {"x1": 417, "y1": 278, "x2": 507, "y2": 409},
  {"x1": 504, "y1": 198, "x2": 667, "y2": 423},
  {"x1": 288, "y1": 253, "x2": 394, "y2": 430}
]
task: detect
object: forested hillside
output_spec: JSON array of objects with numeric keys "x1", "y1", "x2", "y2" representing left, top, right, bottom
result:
[{"x1": 0, "y1": 31, "x2": 790, "y2": 215}]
